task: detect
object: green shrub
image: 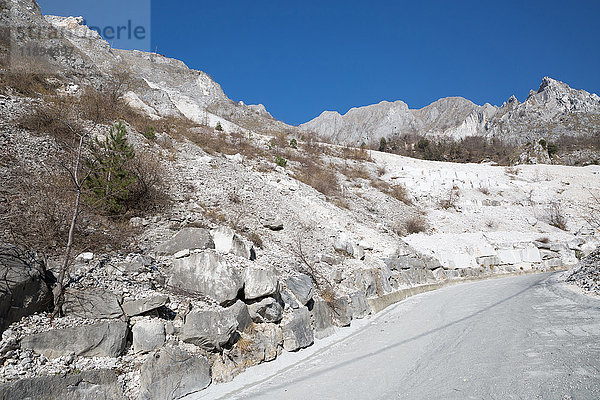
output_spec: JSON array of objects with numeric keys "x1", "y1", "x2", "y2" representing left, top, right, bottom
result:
[
  {"x1": 274, "y1": 155, "x2": 288, "y2": 167},
  {"x1": 215, "y1": 122, "x2": 223, "y2": 131},
  {"x1": 143, "y1": 126, "x2": 156, "y2": 140}
]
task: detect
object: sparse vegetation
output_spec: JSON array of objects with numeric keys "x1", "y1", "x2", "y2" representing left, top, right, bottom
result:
[
  {"x1": 405, "y1": 215, "x2": 428, "y2": 234},
  {"x1": 548, "y1": 201, "x2": 568, "y2": 231},
  {"x1": 439, "y1": 186, "x2": 461, "y2": 210}
]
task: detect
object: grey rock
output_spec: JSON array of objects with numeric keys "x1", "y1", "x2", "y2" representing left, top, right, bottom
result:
[
  {"x1": 349, "y1": 291, "x2": 370, "y2": 319},
  {"x1": 243, "y1": 265, "x2": 278, "y2": 300},
  {"x1": 331, "y1": 296, "x2": 352, "y2": 327},
  {"x1": 282, "y1": 307, "x2": 314, "y2": 352},
  {"x1": 122, "y1": 294, "x2": 169, "y2": 317},
  {"x1": 476, "y1": 256, "x2": 500, "y2": 268},
  {"x1": 168, "y1": 250, "x2": 243, "y2": 306},
  {"x1": 262, "y1": 217, "x2": 284, "y2": 231},
  {"x1": 0, "y1": 369, "x2": 123, "y2": 400},
  {"x1": 62, "y1": 288, "x2": 123, "y2": 319},
  {"x1": 154, "y1": 228, "x2": 215, "y2": 256},
  {"x1": 432, "y1": 268, "x2": 448, "y2": 281},
  {"x1": 311, "y1": 299, "x2": 335, "y2": 339},
  {"x1": 0, "y1": 245, "x2": 52, "y2": 331},
  {"x1": 181, "y1": 309, "x2": 237, "y2": 351},
  {"x1": 138, "y1": 347, "x2": 211, "y2": 400},
  {"x1": 20, "y1": 321, "x2": 128, "y2": 358},
  {"x1": 230, "y1": 323, "x2": 283, "y2": 368},
  {"x1": 280, "y1": 288, "x2": 300, "y2": 310},
  {"x1": 133, "y1": 319, "x2": 166, "y2": 353},
  {"x1": 247, "y1": 297, "x2": 283, "y2": 323},
  {"x1": 228, "y1": 300, "x2": 251, "y2": 332},
  {"x1": 285, "y1": 274, "x2": 314, "y2": 305}
]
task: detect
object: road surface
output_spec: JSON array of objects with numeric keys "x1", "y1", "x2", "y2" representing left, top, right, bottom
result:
[{"x1": 204, "y1": 272, "x2": 600, "y2": 399}]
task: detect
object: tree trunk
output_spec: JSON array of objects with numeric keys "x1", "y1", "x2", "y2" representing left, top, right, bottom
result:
[{"x1": 52, "y1": 187, "x2": 81, "y2": 316}]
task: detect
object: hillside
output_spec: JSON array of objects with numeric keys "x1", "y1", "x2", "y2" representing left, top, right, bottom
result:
[{"x1": 0, "y1": 1, "x2": 599, "y2": 399}]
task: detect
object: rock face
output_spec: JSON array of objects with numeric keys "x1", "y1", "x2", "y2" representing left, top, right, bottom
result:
[
  {"x1": 181, "y1": 309, "x2": 238, "y2": 351},
  {"x1": 138, "y1": 347, "x2": 211, "y2": 400},
  {"x1": 301, "y1": 77, "x2": 600, "y2": 146},
  {"x1": 20, "y1": 321, "x2": 128, "y2": 358},
  {"x1": 168, "y1": 251, "x2": 243, "y2": 305},
  {"x1": 0, "y1": 245, "x2": 52, "y2": 331},
  {"x1": 62, "y1": 289, "x2": 123, "y2": 319},
  {"x1": 122, "y1": 295, "x2": 169, "y2": 317},
  {"x1": 154, "y1": 228, "x2": 215, "y2": 256},
  {"x1": 133, "y1": 319, "x2": 166, "y2": 353},
  {"x1": 0, "y1": 369, "x2": 124, "y2": 400},
  {"x1": 243, "y1": 265, "x2": 278, "y2": 300},
  {"x1": 281, "y1": 307, "x2": 314, "y2": 352}
]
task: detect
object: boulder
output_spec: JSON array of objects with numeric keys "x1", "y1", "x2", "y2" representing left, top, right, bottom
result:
[
  {"x1": 122, "y1": 294, "x2": 169, "y2": 317},
  {"x1": 0, "y1": 245, "x2": 52, "y2": 331},
  {"x1": 133, "y1": 319, "x2": 166, "y2": 353},
  {"x1": 247, "y1": 297, "x2": 283, "y2": 323},
  {"x1": 431, "y1": 268, "x2": 448, "y2": 281},
  {"x1": 349, "y1": 291, "x2": 370, "y2": 319},
  {"x1": 0, "y1": 369, "x2": 123, "y2": 400},
  {"x1": 181, "y1": 309, "x2": 237, "y2": 351},
  {"x1": 262, "y1": 217, "x2": 284, "y2": 231},
  {"x1": 243, "y1": 265, "x2": 278, "y2": 300},
  {"x1": 211, "y1": 226, "x2": 255, "y2": 260},
  {"x1": 154, "y1": 227, "x2": 214, "y2": 256},
  {"x1": 138, "y1": 347, "x2": 211, "y2": 400},
  {"x1": 282, "y1": 307, "x2": 314, "y2": 351},
  {"x1": 331, "y1": 296, "x2": 352, "y2": 326},
  {"x1": 333, "y1": 235, "x2": 365, "y2": 260},
  {"x1": 311, "y1": 299, "x2": 335, "y2": 339},
  {"x1": 280, "y1": 288, "x2": 300, "y2": 310},
  {"x1": 20, "y1": 321, "x2": 128, "y2": 358},
  {"x1": 228, "y1": 300, "x2": 251, "y2": 333},
  {"x1": 285, "y1": 274, "x2": 313, "y2": 305},
  {"x1": 168, "y1": 250, "x2": 243, "y2": 306},
  {"x1": 62, "y1": 288, "x2": 123, "y2": 319},
  {"x1": 230, "y1": 323, "x2": 283, "y2": 368}
]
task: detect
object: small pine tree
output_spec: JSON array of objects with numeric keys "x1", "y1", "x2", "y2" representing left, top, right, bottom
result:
[
  {"x1": 85, "y1": 122, "x2": 137, "y2": 214},
  {"x1": 379, "y1": 137, "x2": 387, "y2": 152},
  {"x1": 215, "y1": 122, "x2": 223, "y2": 131}
]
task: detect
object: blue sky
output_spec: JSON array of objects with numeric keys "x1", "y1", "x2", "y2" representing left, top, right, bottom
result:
[{"x1": 39, "y1": 1, "x2": 600, "y2": 126}]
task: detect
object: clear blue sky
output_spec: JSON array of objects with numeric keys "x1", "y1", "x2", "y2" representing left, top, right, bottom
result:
[{"x1": 39, "y1": 0, "x2": 600, "y2": 126}]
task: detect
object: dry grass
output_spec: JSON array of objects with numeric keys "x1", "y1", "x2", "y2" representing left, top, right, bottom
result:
[
  {"x1": 440, "y1": 186, "x2": 461, "y2": 210},
  {"x1": 405, "y1": 215, "x2": 428, "y2": 234},
  {"x1": 371, "y1": 179, "x2": 412, "y2": 205},
  {"x1": 295, "y1": 161, "x2": 340, "y2": 197}
]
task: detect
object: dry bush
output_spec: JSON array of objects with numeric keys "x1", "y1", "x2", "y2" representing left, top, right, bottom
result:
[
  {"x1": 536, "y1": 236, "x2": 550, "y2": 244},
  {"x1": 405, "y1": 215, "x2": 428, "y2": 234},
  {"x1": 0, "y1": 72, "x2": 59, "y2": 97},
  {"x1": 2, "y1": 165, "x2": 138, "y2": 256},
  {"x1": 126, "y1": 152, "x2": 170, "y2": 215},
  {"x1": 339, "y1": 146, "x2": 372, "y2": 162},
  {"x1": 440, "y1": 186, "x2": 461, "y2": 210},
  {"x1": 479, "y1": 186, "x2": 490, "y2": 195},
  {"x1": 247, "y1": 232, "x2": 263, "y2": 249},
  {"x1": 548, "y1": 201, "x2": 568, "y2": 231},
  {"x1": 296, "y1": 161, "x2": 340, "y2": 197},
  {"x1": 340, "y1": 163, "x2": 371, "y2": 181},
  {"x1": 371, "y1": 179, "x2": 412, "y2": 205}
]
